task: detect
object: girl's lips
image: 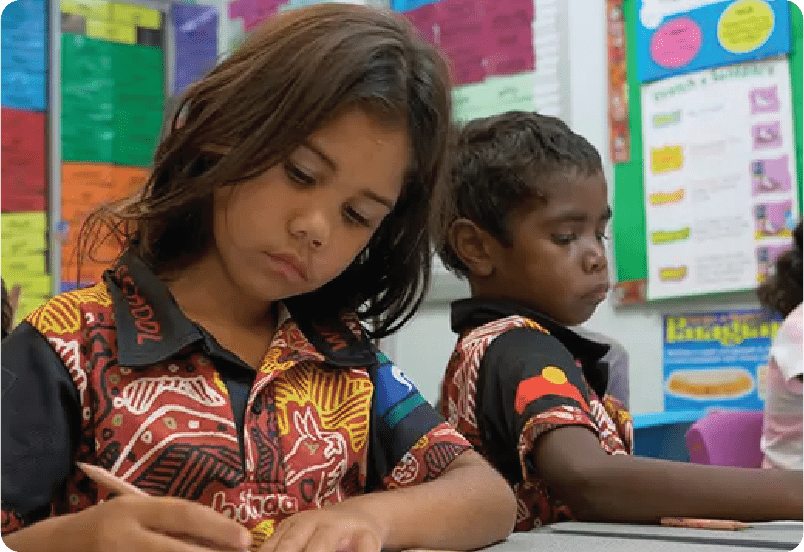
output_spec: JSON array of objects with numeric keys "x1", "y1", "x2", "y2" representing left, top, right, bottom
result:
[{"x1": 265, "y1": 253, "x2": 308, "y2": 281}]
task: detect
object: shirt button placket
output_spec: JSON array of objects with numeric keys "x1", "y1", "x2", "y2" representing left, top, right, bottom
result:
[{"x1": 248, "y1": 383, "x2": 285, "y2": 489}]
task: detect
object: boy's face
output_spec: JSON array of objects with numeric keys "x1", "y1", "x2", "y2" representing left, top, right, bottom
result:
[{"x1": 482, "y1": 170, "x2": 611, "y2": 326}]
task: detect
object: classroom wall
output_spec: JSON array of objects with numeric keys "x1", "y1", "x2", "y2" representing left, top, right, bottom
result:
[
  {"x1": 381, "y1": 0, "x2": 766, "y2": 414},
  {"x1": 8, "y1": 0, "x2": 776, "y2": 415}
]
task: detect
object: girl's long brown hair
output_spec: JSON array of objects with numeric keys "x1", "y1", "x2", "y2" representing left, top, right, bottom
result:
[{"x1": 79, "y1": 3, "x2": 453, "y2": 337}]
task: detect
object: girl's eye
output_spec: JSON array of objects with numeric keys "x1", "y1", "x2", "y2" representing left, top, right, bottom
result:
[
  {"x1": 284, "y1": 163, "x2": 315, "y2": 186},
  {"x1": 552, "y1": 234, "x2": 575, "y2": 245},
  {"x1": 344, "y1": 205, "x2": 370, "y2": 227},
  {"x1": 596, "y1": 231, "x2": 610, "y2": 241}
]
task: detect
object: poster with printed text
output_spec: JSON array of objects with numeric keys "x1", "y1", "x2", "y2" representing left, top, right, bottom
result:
[
  {"x1": 663, "y1": 309, "x2": 780, "y2": 411},
  {"x1": 642, "y1": 56, "x2": 798, "y2": 300},
  {"x1": 637, "y1": 0, "x2": 790, "y2": 83}
]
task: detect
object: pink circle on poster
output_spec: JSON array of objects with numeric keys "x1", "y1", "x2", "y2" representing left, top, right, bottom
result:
[{"x1": 649, "y1": 17, "x2": 702, "y2": 69}]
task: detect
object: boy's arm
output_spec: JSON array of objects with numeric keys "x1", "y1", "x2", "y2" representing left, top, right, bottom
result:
[{"x1": 534, "y1": 425, "x2": 803, "y2": 522}]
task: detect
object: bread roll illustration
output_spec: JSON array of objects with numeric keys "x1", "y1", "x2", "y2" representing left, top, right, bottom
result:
[{"x1": 666, "y1": 368, "x2": 754, "y2": 399}]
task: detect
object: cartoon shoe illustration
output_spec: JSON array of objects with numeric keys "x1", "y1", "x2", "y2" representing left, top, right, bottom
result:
[{"x1": 755, "y1": 126, "x2": 779, "y2": 145}]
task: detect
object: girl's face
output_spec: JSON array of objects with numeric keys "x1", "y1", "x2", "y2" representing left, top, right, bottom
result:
[{"x1": 210, "y1": 108, "x2": 410, "y2": 306}]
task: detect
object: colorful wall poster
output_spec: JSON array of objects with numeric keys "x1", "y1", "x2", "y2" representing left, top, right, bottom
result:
[
  {"x1": 1, "y1": 108, "x2": 47, "y2": 212},
  {"x1": 398, "y1": 0, "x2": 534, "y2": 87},
  {"x1": 637, "y1": 0, "x2": 791, "y2": 83},
  {"x1": 1, "y1": 0, "x2": 47, "y2": 111},
  {"x1": 642, "y1": 56, "x2": 797, "y2": 300},
  {"x1": 2, "y1": 0, "x2": 50, "y2": 308},
  {"x1": 172, "y1": 4, "x2": 218, "y2": 94},
  {"x1": 1, "y1": 212, "x2": 52, "y2": 322},
  {"x1": 663, "y1": 309, "x2": 780, "y2": 411},
  {"x1": 60, "y1": 163, "x2": 149, "y2": 288},
  {"x1": 398, "y1": 0, "x2": 566, "y2": 124},
  {"x1": 61, "y1": 33, "x2": 165, "y2": 168}
]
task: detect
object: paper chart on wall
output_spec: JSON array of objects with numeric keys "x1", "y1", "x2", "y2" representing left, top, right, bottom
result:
[{"x1": 642, "y1": 56, "x2": 798, "y2": 300}]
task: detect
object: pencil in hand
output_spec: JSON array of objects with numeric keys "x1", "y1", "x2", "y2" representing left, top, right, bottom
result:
[
  {"x1": 76, "y1": 462, "x2": 147, "y2": 496},
  {"x1": 76, "y1": 462, "x2": 250, "y2": 551}
]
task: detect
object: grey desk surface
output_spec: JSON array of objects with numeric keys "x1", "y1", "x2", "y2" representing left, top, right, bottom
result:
[{"x1": 483, "y1": 521, "x2": 803, "y2": 552}]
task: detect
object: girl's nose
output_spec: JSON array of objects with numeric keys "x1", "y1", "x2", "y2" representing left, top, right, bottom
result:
[{"x1": 288, "y1": 209, "x2": 330, "y2": 250}]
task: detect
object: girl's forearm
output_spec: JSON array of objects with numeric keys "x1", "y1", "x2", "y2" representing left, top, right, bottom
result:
[
  {"x1": 345, "y1": 450, "x2": 516, "y2": 551},
  {"x1": 3, "y1": 513, "x2": 84, "y2": 552}
]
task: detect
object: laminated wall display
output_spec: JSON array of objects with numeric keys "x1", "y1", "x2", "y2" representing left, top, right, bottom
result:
[{"x1": 1, "y1": 0, "x2": 51, "y2": 322}]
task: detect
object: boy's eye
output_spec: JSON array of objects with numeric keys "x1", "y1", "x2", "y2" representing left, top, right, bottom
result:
[
  {"x1": 343, "y1": 205, "x2": 370, "y2": 227},
  {"x1": 284, "y1": 162, "x2": 315, "y2": 186},
  {"x1": 552, "y1": 233, "x2": 576, "y2": 245},
  {"x1": 596, "y1": 231, "x2": 610, "y2": 241}
]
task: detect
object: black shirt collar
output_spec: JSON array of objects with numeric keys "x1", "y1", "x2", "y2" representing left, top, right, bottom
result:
[
  {"x1": 105, "y1": 252, "x2": 375, "y2": 368},
  {"x1": 451, "y1": 297, "x2": 611, "y2": 395}
]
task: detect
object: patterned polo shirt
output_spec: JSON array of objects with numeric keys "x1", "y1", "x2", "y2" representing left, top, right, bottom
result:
[
  {"x1": 1, "y1": 252, "x2": 470, "y2": 549},
  {"x1": 439, "y1": 299, "x2": 633, "y2": 530}
]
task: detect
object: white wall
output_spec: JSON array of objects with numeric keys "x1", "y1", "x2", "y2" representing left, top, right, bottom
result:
[{"x1": 383, "y1": 0, "x2": 764, "y2": 414}]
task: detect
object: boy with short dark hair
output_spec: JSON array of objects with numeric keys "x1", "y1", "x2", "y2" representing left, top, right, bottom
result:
[{"x1": 435, "y1": 110, "x2": 802, "y2": 529}]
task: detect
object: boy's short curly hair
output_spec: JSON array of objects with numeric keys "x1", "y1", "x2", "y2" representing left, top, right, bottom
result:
[{"x1": 433, "y1": 111, "x2": 603, "y2": 277}]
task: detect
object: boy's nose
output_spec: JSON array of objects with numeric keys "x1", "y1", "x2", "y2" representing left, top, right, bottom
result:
[{"x1": 583, "y1": 242, "x2": 608, "y2": 273}]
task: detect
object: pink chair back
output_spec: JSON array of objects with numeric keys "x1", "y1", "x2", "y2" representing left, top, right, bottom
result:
[{"x1": 685, "y1": 410, "x2": 764, "y2": 468}]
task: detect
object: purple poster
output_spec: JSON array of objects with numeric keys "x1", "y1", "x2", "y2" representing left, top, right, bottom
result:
[{"x1": 172, "y1": 4, "x2": 219, "y2": 94}]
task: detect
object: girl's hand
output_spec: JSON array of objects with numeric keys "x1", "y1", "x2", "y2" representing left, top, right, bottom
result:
[
  {"x1": 58, "y1": 494, "x2": 252, "y2": 552},
  {"x1": 259, "y1": 504, "x2": 387, "y2": 552}
]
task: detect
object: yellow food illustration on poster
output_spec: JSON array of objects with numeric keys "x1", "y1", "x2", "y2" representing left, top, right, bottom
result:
[
  {"x1": 667, "y1": 368, "x2": 755, "y2": 399},
  {"x1": 650, "y1": 145, "x2": 684, "y2": 174}
]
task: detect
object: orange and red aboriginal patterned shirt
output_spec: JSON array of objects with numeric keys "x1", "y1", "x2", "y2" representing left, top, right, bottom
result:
[
  {"x1": 438, "y1": 299, "x2": 633, "y2": 531},
  {"x1": 1, "y1": 253, "x2": 470, "y2": 549}
]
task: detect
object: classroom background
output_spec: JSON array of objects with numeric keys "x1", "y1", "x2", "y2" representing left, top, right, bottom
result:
[{"x1": 2, "y1": 0, "x2": 801, "y2": 458}]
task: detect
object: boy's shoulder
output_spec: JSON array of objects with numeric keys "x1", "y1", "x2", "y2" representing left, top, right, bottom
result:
[
  {"x1": 451, "y1": 298, "x2": 559, "y2": 347},
  {"x1": 461, "y1": 314, "x2": 549, "y2": 347},
  {"x1": 448, "y1": 298, "x2": 611, "y2": 393},
  {"x1": 451, "y1": 298, "x2": 609, "y2": 357},
  {"x1": 448, "y1": 298, "x2": 565, "y2": 375}
]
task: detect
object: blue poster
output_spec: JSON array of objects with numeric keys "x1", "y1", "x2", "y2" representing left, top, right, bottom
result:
[
  {"x1": 663, "y1": 309, "x2": 782, "y2": 411},
  {"x1": 1, "y1": 0, "x2": 47, "y2": 111},
  {"x1": 637, "y1": 0, "x2": 791, "y2": 83}
]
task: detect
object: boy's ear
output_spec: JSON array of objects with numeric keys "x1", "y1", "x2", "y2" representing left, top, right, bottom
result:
[{"x1": 449, "y1": 218, "x2": 495, "y2": 278}]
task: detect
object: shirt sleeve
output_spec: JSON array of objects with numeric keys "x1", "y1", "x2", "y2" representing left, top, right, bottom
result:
[
  {"x1": 366, "y1": 351, "x2": 470, "y2": 491},
  {"x1": 604, "y1": 341, "x2": 630, "y2": 409},
  {"x1": 475, "y1": 327, "x2": 597, "y2": 481},
  {"x1": 1, "y1": 322, "x2": 81, "y2": 535}
]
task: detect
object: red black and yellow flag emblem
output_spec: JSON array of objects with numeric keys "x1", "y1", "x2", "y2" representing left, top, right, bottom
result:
[{"x1": 514, "y1": 366, "x2": 589, "y2": 414}]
